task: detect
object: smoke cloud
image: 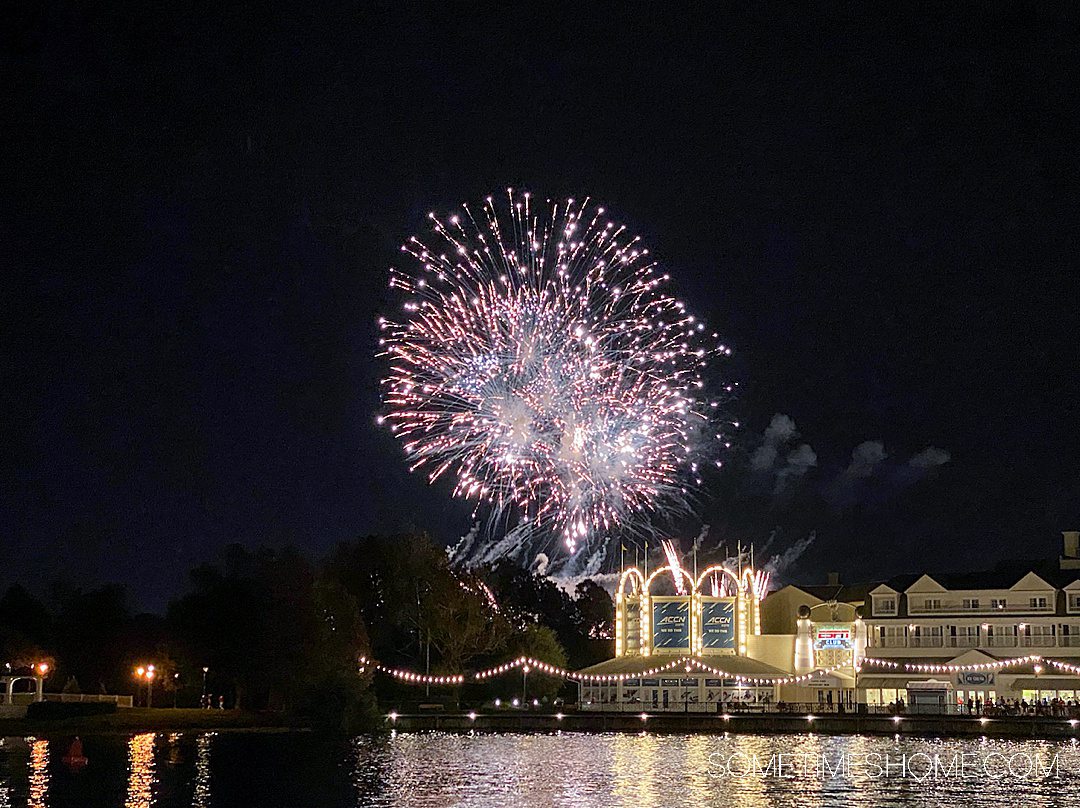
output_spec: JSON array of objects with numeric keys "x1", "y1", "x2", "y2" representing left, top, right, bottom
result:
[
  {"x1": 750, "y1": 413, "x2": 799, "y2": 471},
  {"x1": 764, "y1": 530, "x2": 816, "y2": 582},
  {"x1": 909, "y1": 446, "x2": 951, "y2": 468},
  {"x1": 846, "y1": 440, "x2": 888, "y2": 478}
]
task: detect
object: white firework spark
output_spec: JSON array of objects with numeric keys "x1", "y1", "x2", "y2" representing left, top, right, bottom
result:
[{"x1": 379, "y1": 190, "x2": 733, "y2": 560}]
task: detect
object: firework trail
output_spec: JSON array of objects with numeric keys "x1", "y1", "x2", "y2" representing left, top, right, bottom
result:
[{"x1": 379, "y1": 190, "x2": 733, "y2": 567}]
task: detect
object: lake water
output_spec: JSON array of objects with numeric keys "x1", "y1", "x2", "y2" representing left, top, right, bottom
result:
[{"x1": 3, "y1": 731, "x2": 1080, "y2": 807}]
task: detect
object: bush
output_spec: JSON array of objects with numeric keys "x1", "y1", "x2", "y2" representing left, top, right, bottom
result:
[{"x1": 25, "y1": 701, "x2": 118, "y2": 719}]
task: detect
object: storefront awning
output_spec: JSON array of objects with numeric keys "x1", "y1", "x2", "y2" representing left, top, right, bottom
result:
[
  {"x1": 856, "y1": 677, "x2": 910, "y2": 690},
  {"x1": 1008, "y1": 677, "x2": 1080, "y2": 691}
]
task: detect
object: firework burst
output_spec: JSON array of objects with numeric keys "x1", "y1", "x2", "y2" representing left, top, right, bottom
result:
[{"x1": 379, "y1": 190, "x2": 733, "y2": 558}]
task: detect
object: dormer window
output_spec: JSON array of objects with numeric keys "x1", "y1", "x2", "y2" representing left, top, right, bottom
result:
[
  {"x1": 923, "y1": 598, "x2": 942, "y2": 610},
  {"x1": 875, "y1": 596, "x2": 896, "y2": 615},
  {"x1": 963, "y1": 598, "x2": 980, "y2": 609}
]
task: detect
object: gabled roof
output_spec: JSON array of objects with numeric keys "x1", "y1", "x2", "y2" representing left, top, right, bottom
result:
[
  {"x1": 577, "y1": 655, "x2": 788, "y2": 676},
  {"x1": 1010, "y1": 570, "x2": 1056, "y2": 591},
  {"x1": 783, "y1": 582, "x2": 881, "y2": 604},
  {"x1": 881, "y1": 559, "x2": 1080, "y2": 593},
  {"x1": 945, "y1": 649, "x2": 998, "y2": 666},
  {"x1": 875, "y1": 574, "x2": 922, "y2": 594},
  {"x1": 906, "y1": 574, "x2": 948, "y2": 593},
  {"x1": 794, "y1": 583, "x2": 876, "y2": 604}
]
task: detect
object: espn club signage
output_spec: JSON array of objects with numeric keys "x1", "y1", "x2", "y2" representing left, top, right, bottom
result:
[{"x1": 813, "y1": 625, "x2": 853, "y2": 650}]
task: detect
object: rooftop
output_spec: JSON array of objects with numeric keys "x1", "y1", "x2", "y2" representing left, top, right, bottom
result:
[{"x1": 577, "y1": 655, "x2": 789, "y2": 677}]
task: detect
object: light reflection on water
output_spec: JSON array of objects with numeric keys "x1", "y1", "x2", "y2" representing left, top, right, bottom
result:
[
  {"x1": 192, "y1": 732, "x2": 213, "y2": 808},
  {"x1": 28, "y1": 738, "x2": 48, "y2": 808},
  {"x1": 0, "y1": 731, "x2": 1078, "y2": 806},
  {"x1": 350, "y1": 732, "x2": 1080, "y2": 808},
  {"x1": 125, "y1": 732, "x2": 157, "y2": 808}
]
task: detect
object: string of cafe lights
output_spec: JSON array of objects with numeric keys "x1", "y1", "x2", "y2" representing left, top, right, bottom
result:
[
  {"x1": 1045, "y1": 659, "x2": 1080, "y2": 675},
  {"x1": 859, "y1": 654, "x2": 1048, "y2": 674},
  {"x1": 361, "y1": 654, "x2": 845, "y2": 687}
]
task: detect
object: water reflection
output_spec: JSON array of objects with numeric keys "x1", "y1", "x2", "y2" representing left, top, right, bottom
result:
[
  {"x1": 125, "y1": 732, "x2": 157, "y2": 808},
  {"x1": 612, "y1": 732, "x2": 657, "y2": 807},
  {"x1": 191, "y1": 733, "x2": 213, "y2": 808},
  {"x1": 28, "y1": 737, "x2": 48, "y2": 808},
  {"x1": 683, "y1": 734, "x2": 715, "y2": 805},
  {"x1": 3, "y1": 730, "x2": 1080, "y2": 807}
]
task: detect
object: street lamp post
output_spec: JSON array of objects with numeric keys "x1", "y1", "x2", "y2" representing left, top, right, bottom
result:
[
  {"x1": 135, "y1": 664, "x2": 156, "y2": 708},
  {"x1": 522, "y1": 665, "x2": 530, "y2": 707},
  {"x1": 202, "y1": 666, "x2": 209, "y2": 699},
  {"x1": 684, "y1": 665, "x2": 692, "y2": 714}
]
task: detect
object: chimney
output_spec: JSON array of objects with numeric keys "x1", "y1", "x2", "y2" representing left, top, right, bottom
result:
[
  {"x1": 1064, "y1": 531, "x2": 1080, "y2": 559},
  {"x1": 827, "y1": 571, "x2": 840, "y2": 587}
]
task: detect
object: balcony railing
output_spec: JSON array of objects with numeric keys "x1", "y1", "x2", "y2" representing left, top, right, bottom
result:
[
  {"x1": 869, "y1": 634, "x2": 1080, "y2": 649},
  {"x1": 907, "y1": 603, "x2": 1055, "y2": 615}
]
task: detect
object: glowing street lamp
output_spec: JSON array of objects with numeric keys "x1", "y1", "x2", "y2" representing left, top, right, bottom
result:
[{"x1": 134, "y1": 664, "x2": 156, "y2": 708}]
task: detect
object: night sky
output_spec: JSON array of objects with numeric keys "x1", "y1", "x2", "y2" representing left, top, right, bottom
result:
[{"x1": 5, "y1": 4, "x2": 1078, "y2": 611}]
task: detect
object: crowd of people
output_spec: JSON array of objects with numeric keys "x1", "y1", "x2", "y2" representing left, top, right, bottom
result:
[{"x1": 976, "y1": 696, "x2": 1080, "y2": 718}]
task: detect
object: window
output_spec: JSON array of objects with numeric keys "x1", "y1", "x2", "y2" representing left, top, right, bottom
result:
[
  {"x1": 876, "y1": 597, "x2": 896, "y2": 615},
  {"x1": 1069, "y1": 593, "x2": 1080, "y2": 610},
  {"x1": 963, "y1": 598, "x2": 981, "y2": 609},
  {"x1": 923, "y1": 598, "x2": 942, "y2": 610},
  {"x1": 991, "y1": 599, "x2": 1007, "y2": 610},
  {"x1": 1029, "y1": 597, "x2": 1048, "y2": 609},
  {"x1": 875, "y1": 626, "x2": 906, "y2": 647},
  {"x1": 951, "y1": 625, "x2": 979, "y2": 646}
]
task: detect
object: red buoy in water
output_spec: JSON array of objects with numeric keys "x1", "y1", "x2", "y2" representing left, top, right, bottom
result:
[{"x1": 63, "y1": 737, "x2": 88, "y2": 770}]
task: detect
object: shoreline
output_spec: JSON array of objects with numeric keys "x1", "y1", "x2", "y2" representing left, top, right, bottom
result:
[
  {"x1": 384, "y1": 711, "x2": 1080, "y2": 739},
  {"x1": 8, "y1": 708, "x2": 1080, "y2": 741},
  {"x1": 0, "y1": 708, "x2": 308, "y2": 738}
]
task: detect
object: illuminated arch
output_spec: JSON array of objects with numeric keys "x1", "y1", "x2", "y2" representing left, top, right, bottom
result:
[
  {"x1": 617, "y1": 567, "x2": 646, "y2": 597},
  {"x1": 743, "y1": 567, "x2": 771, "y2": 600},
  {"x1": 644, "y1": 565, "x2": 696, "y2": 595},
  {"x1": 694, "y1": 565, "x2": 742, "y2": 595}
]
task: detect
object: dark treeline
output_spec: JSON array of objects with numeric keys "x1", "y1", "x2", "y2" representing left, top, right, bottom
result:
[{"x1": 0, "y1": 534, "x2": 613, "y2": 730}]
